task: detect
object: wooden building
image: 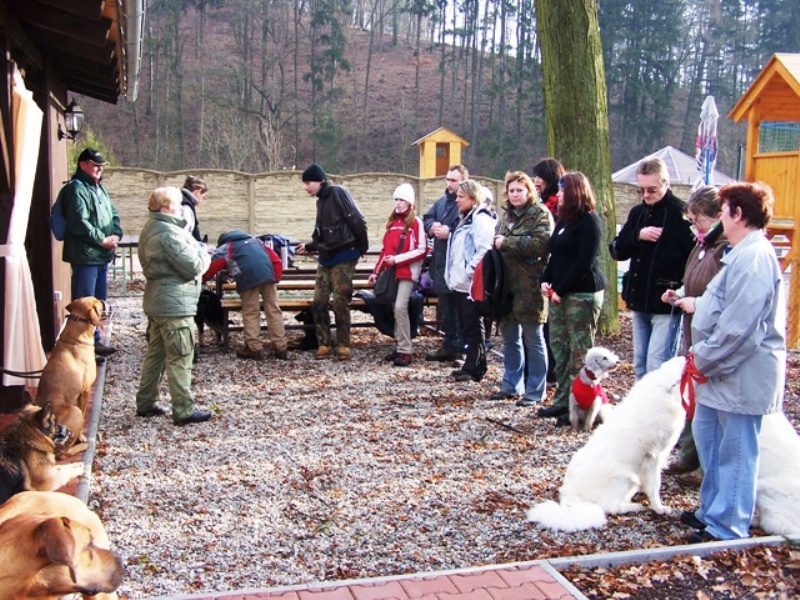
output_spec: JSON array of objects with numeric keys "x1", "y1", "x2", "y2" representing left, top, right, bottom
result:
[
  {"x1": 0, "y1": 0, "x2": 143, "y2": 408},
  {"x1": 412, "y1": 127, "x2": 470, "y2": 179},
  {"x1": 729, "y1": 52, "x2": 800, "y2": 347}
]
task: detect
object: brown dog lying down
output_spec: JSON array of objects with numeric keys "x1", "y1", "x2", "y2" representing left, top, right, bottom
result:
[
  {"x1": 0, "y1": 403, "x2": 85, "y2": 504},
  {"x1": 0, "y1": 491, "x2": 124, "y2": 599},
  {"x1": 35, "y1": 297, "x2": 109, "y2": 458}
]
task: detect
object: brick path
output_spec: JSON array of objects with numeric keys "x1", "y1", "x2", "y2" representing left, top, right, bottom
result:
[{"x1": 143, "y1": 562, "x2": 582, "y2": 599}]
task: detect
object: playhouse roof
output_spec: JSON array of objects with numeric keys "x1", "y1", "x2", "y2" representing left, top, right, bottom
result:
[
  {"x1": 612, "y1": 145, "x2": 734, "y2": 187},
  {"x1": 730, "y1": 53, "x2": 800, "y2": 123},
  {"x1": 412, "y1": 127, "x2": 470, "y2": 147}
]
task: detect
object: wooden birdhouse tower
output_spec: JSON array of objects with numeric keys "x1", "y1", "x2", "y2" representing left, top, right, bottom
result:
[{"x1": 412, "y1": 127, "x2": 470, "y2": 179}]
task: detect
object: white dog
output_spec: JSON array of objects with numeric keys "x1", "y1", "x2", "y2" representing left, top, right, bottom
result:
[
  {"x1": 569, "y1": 347, "x2": 620, "y2": 431},
  {"x1": 527, "y1": 356, "x2": 686, "y2": 532},
  {"x1": 754, "y1": 412, "x2": 800, "y2": 535}
]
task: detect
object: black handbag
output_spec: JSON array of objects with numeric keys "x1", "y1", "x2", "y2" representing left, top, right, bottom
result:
[{"x1": 374, "y1": 230, "x2": 407, "y2": 306}]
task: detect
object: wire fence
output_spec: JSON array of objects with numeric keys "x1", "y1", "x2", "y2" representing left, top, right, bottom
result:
[{"x1": 760, "y1": 121, "x2": 800, "y2": 153}]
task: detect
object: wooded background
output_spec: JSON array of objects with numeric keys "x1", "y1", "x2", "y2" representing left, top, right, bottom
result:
[{"x1": 78, "y1": 0, "x2": 800, "y2": 178}]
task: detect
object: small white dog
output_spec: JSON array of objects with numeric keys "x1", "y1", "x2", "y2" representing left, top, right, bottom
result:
[
  {"x1": 527, "y1": 356, "x2": 686, "y2": 532},
  {"x1": 569, "y1": 347, "x2": 620, "y2": 431},
  {"x1": 754, "y1": 412, "x2": 800, "y2": 535}
]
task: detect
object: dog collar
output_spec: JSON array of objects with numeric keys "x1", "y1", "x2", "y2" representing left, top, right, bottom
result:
[
  {"x1": 584, "y1": 368, "x2": 597, "y2": 382},
  {"x1": 66, "y1": 314, "x2": 93, "y2": 325}
]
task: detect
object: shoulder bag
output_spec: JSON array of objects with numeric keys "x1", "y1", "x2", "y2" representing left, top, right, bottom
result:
[{"x1": 374, "y1": 230, "x2": 407, "y2": 305}]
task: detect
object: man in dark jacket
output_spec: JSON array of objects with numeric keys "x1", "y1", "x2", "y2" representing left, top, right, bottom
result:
[
  {"x1": 422, "y1": 164, "x2": 468, "y2": 361},
  {"x1": 60, "y1": 147, "x2": 122, "y2": 357},
  {"x1": 610, "y1": 157, "x2": 694, "y2": 379},
  {"x1": 296, "y1": 163, "x2": 369, "y2": 361}
]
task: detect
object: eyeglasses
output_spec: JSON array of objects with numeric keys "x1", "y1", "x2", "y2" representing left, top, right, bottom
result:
[
  {"x1": 637, "y1": 185, "x2": 663, "y2": 196},
  {"x1": 687, "y1": 214, "x2": 713, "y2": 227}
]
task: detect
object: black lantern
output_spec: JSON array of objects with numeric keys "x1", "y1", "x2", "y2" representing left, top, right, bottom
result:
[{"x1": 57, "y1": 99, "x2": 85, "y2": 141}]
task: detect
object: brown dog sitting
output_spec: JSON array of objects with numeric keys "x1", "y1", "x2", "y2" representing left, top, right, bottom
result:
[
  {"x1": 0, "y1": 490, "x2": 124, "y2": 599},
  {"x1": 0, "y1": 403, "x2": 85, "y2": 504},
  {"x1": 35, "y1": 297, "x2": 109, "y2": 457}
]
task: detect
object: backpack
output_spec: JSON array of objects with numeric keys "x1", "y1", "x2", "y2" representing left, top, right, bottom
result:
[
  {"x1": 257, "y1": 233, "x2": 295, "y2": 268},
  {"x1": 50, "y1": 184, "x2": 72, "y2": 241},
  {"x1": 470, "y1": 248, "x2": 514, "y2": 319}
]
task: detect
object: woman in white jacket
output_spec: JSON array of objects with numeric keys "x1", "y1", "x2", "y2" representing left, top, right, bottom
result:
[{"x1": 445, "y1": 180, "x2": 496, "y2": 382}]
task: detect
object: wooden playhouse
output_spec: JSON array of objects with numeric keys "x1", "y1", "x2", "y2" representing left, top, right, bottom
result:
[{"x1": 729, "y1": 52, "x2": 800, "y2": 348}]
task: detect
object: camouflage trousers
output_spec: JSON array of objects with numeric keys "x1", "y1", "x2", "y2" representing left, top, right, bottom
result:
[
  {"x1": 549, "y1": 291, "x2": 604, "y2": 409},
  {"x1": 311, "y1": 259, "x2": 357, "y2": 348}
]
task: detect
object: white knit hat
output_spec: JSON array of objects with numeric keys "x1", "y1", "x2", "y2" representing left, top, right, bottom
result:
[{"x1": 393, "y1": 183, "x2": 416, "y2": 205}]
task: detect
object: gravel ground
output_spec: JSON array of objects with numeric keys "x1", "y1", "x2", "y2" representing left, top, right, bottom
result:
[{"x1": 91, "y1": 283, "x2": 796, "y2": 599}]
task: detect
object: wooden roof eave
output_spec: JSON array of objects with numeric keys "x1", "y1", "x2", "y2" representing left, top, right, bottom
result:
[{"x1": 730, "y1": 53, "x2": 800, "y2": 123}]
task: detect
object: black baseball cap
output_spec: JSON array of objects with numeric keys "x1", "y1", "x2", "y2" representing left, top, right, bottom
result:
[{"x1": 78, "y1": 148, "x2": 109, "y2": 165}]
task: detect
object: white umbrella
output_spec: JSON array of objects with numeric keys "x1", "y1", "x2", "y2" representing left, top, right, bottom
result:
[{"x1": 695, "y1": 95, "x2": 719, "y2": 186}]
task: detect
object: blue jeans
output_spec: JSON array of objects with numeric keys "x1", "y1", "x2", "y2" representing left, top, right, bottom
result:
[
  {"x1": 693, "y1": 403, "x2": 762, "y2": 539},
  {"x1": 500, "y1": 321, "x2": 547, "y2": 401},
  {"x1": 437, "y1": 291, "x2": 462, "y2": 353},
  {"x1": 71, "y1": 263, "x2": 108, "y2": 344},
  {"x1": 631, "y1": 311, "x2": 681, "y2": 379}
]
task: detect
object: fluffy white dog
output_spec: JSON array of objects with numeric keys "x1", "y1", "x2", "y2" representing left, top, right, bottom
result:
[
  {"x1": 754, "y1": 412, "x2": 800, "y2": 535},
  {"x1": 568, "y1": 347, "x2": 620, "y2": 431},
  {"x1": 527, "y1": 356, "x2": 686, "y2": 532}
]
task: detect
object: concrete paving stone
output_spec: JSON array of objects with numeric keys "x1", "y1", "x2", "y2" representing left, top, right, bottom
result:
[
  {"x1": 298, "y1": 587, "x2": 356, "y2": 600},
  {"x1": 487, "y1": 583, "x2": 547, "y2": 600},
  {"x1": 398, "y1": 576, "x2": 459, "y2": 598},
  {"x1": 349, "y1": 580, "x2": 409, "y2": 600},
  {"x1": 448, "y1": 570, "x2": 508, "y2": 593},
  {"x1": 493, "y1": 566, "x2": 554, "y2": 587},
  {"x1": 263, "y1": 593, "x2": 302, "y2": 600},
  {"x1": 435, "y1": 588, "x2": 494, "y2": 600},
  {"x1": 530, "y1": 580, "x2": 577, "y2": 599}
]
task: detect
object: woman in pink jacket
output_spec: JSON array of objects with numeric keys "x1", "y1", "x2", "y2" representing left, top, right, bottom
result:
[{"x1": 369, "y1": 183, "x2": 428, "y2": 366}]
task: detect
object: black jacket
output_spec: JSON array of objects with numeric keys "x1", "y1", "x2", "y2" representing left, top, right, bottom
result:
[
  {"x1": 422, "y1": 190, "x2": 460, "y2": 293},
  {"x1": 306, "y1": 181, "x2": 369, "y2": 259},
  {"x1": 180, "y1": 188, "x2": 201, "y2": 241},
  {"x1": 543, "y1": 211, "x2": 606, "y2": 297},
  {"x1": 610, "y1": 189, "x2": 694, "y2": 314}
]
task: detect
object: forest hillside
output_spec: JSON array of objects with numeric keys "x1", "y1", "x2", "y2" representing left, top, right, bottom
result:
[{"x1": 79, "y1": 0, "x2": 800, "y2": 178}]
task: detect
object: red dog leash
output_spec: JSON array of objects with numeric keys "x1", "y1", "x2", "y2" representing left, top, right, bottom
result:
[{"x1": 680, "y1": 353, "x2": 707, "y2": 419}]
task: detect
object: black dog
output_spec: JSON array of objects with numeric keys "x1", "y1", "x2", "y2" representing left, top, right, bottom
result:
[
  {"x1": 195, "y1": 289, "x2": 225, "y2": 347},
  {"x1": 288, "y1": 308, "x2": 320, "y2": 351}
]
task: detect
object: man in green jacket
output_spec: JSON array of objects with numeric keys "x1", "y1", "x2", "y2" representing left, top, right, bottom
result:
[
  {"x1": 60, "y1": 147, "x2": 123, "y2": 357},
  {"x1": 135, "y1": 187, "x2": 212, "y2": 426}
]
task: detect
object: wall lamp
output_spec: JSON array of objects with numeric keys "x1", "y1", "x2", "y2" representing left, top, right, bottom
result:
[{"x1": 57, "y1": 99, "x2": 85, "y2": 141}]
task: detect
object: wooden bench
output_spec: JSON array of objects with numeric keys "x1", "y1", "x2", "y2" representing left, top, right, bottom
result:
[
  {"x1": 208, "y1": 256, "x2": 438, "y2": 348},
  {"x1": 217, "y1": 295, "x2": 375, "y2": 349},
  {"x1": 214, "y1": 288, "x2": 438, "y2": 349}
]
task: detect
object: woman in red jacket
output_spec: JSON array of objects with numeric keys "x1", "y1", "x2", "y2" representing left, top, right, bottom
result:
[{"x1": 369, "y1": 183, "x2": 428, "y2": 366}]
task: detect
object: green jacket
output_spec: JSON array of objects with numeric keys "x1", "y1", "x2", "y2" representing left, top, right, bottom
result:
[
  {"x1": 497, "y1": 202, "x2": 553, "y2": 324},
  {"x1": 61, "y1": 170, "x2": 123, "y2": 265},
  {"x1": 139, "y1": 212, "x2": 211, "y2": 318}
]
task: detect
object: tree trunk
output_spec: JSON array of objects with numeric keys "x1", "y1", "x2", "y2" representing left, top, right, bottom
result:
[
  {"x1": 536, "y1": 0, "x2": 618, "y2": 334},
  {"x1": 361, "y1": 0, "x2": 379, "y2": 164}
]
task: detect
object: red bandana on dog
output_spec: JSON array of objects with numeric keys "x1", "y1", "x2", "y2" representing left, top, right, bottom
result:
[{"x1": 571, "y1": 374, "x2": 610, "y2": 410}]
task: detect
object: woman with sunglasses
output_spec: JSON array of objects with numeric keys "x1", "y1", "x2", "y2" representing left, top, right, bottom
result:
[{"x1": 538, "y1": 172, "x2": 606, "y2": 426}]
